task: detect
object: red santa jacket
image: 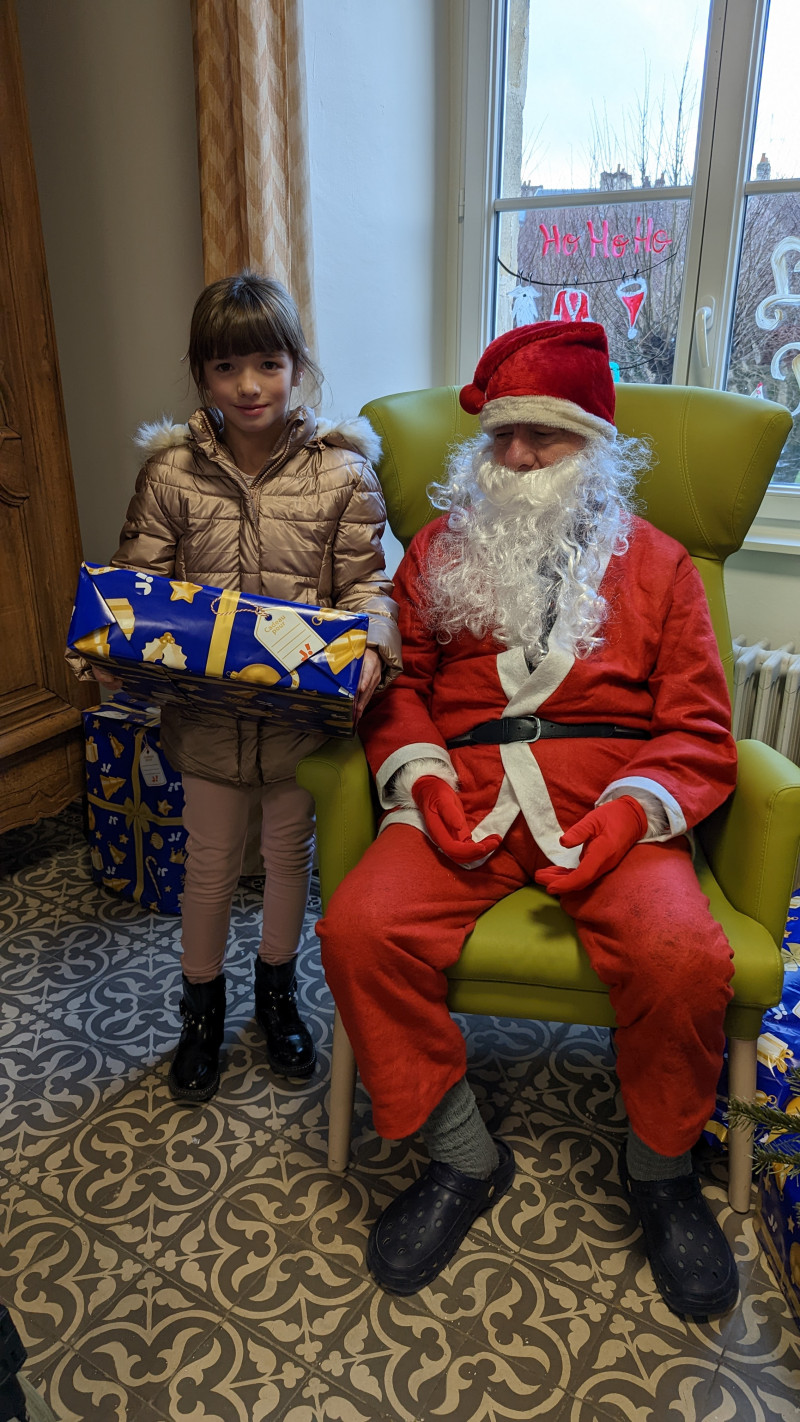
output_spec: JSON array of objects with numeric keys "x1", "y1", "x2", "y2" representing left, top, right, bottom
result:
[{"x1": 359, "y1": 514, "x2": 737, "y2": 867}]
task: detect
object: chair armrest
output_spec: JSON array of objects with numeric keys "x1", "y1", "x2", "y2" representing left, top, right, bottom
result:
[
  {"x1": 697, "y1": 738, "x2": 800, "y2": 948},
  {"x1": 296, "y1": 737, "x2": 377, "y2": 912}
]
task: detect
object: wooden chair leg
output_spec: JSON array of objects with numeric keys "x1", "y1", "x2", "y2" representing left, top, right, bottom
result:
[
  {"x1": 327, "y1": 1007, "x2": 357, "y2": 1173},
  {"x1": 727, "y1": 1035, "x2": 758, "y2": 1213}
]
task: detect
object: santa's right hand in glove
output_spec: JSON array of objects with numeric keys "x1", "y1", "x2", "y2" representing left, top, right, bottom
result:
[
  {"x1": 412, "y1": 776, "x2": 501, "y2": 866},
  {"x1": 535, "y1": 795, "x2": 648, "y2": 895}
]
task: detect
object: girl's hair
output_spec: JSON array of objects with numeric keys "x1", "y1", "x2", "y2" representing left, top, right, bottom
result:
[{"x1": 188, "y1": 270, "x2": 323, "y2": 406}]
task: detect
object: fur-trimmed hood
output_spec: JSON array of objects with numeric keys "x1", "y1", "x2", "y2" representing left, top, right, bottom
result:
[{"x1": 133, "y1": 408, "x2": 382, "y2": 466}]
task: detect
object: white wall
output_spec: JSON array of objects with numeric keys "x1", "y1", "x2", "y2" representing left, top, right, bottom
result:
[
  {"x1": 725, "y1": 550, "x2": 800, "y2": 648},
  {"x1": 17, "y1": 0, "x2": 204, "y2": 564},
  {"x1": 303, "y1": 0, "x2": 446, "y2": 422}
]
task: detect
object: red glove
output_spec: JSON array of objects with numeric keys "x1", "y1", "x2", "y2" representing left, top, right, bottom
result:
[
  {"x1": 535, "y1": 795, "x2": 648, "y2": 896},
  {"x1": 412, "y1": 776, "x2": 502, "y2": 865}
]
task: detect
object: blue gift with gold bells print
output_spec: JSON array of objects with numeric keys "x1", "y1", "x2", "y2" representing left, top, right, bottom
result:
[
  {"x1": 83, "y1": 695, "x2": 186, "y2": 913},
  {"x1": 67, "y1": 563, "x2": 369, "y2": 735}
]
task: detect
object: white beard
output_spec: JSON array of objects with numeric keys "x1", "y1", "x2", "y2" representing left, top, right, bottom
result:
[{"x1": 422, "y1": 435, "x2": 642, "y2": 663}]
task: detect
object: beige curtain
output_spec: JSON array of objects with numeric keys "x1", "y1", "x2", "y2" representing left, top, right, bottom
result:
[{"x1": 190, "y1": 0, "x2": 316, "y2": 349}]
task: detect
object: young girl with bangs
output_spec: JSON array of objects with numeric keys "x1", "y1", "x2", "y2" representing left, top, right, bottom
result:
[{"x1": 76, "y1": 271, "x2": 400, "y2": 1102}]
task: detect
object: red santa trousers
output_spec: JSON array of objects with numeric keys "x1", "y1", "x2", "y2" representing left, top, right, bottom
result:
[{"x1": 318, "y1": 817, "x2": 734, "y2": 1157}]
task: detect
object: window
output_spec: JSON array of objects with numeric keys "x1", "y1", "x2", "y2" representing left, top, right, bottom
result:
[{"x1": 451, "y1": 0, "x2": 800, "y2": 542}]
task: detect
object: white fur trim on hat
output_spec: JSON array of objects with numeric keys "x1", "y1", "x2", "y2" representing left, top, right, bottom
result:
[
  {"x1": 133, "y1": 417, "x2": 192, "y2": 456},
  {"x1": 315, "y1": 415, "x2": 382, "y2": 465},
  {"x1": 479, "y1": 395, "x2": 616, "y2": 442}
]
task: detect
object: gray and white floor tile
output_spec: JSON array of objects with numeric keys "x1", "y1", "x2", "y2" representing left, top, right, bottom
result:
[{"x1": 1, "y1": 802, "x2": 798, "y2": 1421}]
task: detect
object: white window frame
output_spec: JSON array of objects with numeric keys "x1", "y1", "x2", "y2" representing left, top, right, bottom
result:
[{"x1": 446, "y1": 0, "x2": 800, "y2": 553}]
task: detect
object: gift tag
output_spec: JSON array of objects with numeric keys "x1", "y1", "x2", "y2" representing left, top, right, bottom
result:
[
  {"x1": 253, "y1": 607, "x2": 326, "y2": 671},
  {"x1": 139, "y1": 742, "x2": 167, "y2": 787}
]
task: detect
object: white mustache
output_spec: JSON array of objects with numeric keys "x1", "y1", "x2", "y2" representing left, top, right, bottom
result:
[{"x1": 474, "y1": 450, "x2": 589, "y2": 512}]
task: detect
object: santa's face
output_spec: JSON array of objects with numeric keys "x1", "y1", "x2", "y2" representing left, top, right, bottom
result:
[{"x1": 491, "y1": 422, "x2": 585, "y2": 472}]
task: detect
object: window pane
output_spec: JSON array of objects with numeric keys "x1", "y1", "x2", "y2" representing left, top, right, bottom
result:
[
  {"x1": 725, "y1": 192, "x2": 800, "y2": 486},
  {"x1": 500, "y1": 0, "x2": 710, "y2": 198},
  {"x1": 495, "y1": 198, "x2": 690, "y2": 384},
  {"x1": 749, "y1": 0, "x2": 800, "y2": 182}
]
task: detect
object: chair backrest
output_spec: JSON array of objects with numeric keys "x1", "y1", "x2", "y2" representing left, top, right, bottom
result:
[{"x1": 360, "y1": 383, "x2": 792, "y2": 694}]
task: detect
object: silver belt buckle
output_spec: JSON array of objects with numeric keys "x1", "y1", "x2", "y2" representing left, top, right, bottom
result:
[{"x1": 528, "y1": 715, "x2": 542, "y2": 743}]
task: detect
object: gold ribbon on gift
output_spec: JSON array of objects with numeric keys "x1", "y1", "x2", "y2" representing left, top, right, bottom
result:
[
  {"x1": 87, "y1": 727, "x2": 184, "y2": 905},
  {"x1": 206, "y1": 588, "x2": 241, "y2": 677}
]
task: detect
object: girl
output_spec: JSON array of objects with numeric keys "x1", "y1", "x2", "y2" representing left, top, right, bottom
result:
[{"x1": 77, "y1": 271, "x2": 401, "y2": 1102}]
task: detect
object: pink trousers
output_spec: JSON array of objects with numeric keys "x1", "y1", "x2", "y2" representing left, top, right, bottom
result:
[
  {"x1": 180, "y1": 774, "x2": 315, "y2": 982},
  {"x1": 318, "y1": 819, "x2": 734, "y2": 1157}
]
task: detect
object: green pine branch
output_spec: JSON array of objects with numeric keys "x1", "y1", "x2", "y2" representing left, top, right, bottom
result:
[
  {"x1": 727, "y1": 1097, "x2": 800, "y2": 1135},
  {"x1": 752, "y1": 1144, "x2": 800, "y2": 1180}
]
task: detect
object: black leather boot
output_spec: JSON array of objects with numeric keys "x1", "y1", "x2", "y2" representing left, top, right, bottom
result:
[
  {"x1": 167, "y1": 974, "x2": 226, "y2": 1103},
  {"x1": 254, "y1": 957, "x2": 316, "y2": 1078}
]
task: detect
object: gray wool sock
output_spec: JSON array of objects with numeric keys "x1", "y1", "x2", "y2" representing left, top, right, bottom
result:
[
  {"x1": 626, "y1": 1127, "x2": 692, "y2": 1181},
  {"x1": 421, "y1": 1076, "x2": 500, "y2": 1180}
]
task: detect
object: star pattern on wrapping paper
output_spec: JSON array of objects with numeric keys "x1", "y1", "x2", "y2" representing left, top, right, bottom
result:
[{"x1": 169, "y1": 581, "x2": 204, "y2": 603}]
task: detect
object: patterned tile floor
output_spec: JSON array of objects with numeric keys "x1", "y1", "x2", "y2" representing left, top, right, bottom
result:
[{"x1": 1, "y1": 805, "x2": 799, "y2": 1422}]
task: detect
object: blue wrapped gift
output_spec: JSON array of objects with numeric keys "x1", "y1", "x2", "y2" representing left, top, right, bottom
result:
[
  {"x1": 703, "y1": 896, "x2": 800, "y2": 1323},
  {"x1": 705, "y1": 904, "x2": 800, "y2": 1152},
  {"x1": 83, "y1": 695, "x2": 186, "y2": 913},
  {"x1": 68, "y1": 563, "x2": 368, "y2": 736},
  {"x1": 756, "y1": 1137, "x2": 800, "y2": 1329}
]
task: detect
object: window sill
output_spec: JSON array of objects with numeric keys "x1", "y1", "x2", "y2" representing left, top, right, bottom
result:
[
  {"x1": 741, "y1": 531, "x2": 800, "y2": 555},
  {"x1": 741, "y1": 487, "x2": 800, "y2": 555}
]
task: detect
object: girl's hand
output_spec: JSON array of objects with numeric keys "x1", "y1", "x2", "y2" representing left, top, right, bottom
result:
[
  {"x1": 355, "y1": 649, "x2": 382, "y2": 722},
  {"x1": 92, "y1": 665, "x2": 124, "y2": 692}
]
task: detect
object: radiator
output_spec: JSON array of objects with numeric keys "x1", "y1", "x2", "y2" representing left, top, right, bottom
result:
[{"x1": 731, "y1": 638, "x2": 800, "y2": 764}]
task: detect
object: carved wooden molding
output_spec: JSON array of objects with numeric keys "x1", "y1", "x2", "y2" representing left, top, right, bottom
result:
[{"x1": 0, "y1": 430, "x2": 27, "y2": 504}]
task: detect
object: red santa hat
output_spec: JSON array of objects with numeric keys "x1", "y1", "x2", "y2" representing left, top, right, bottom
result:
[{"x1": 460, "y1": 321, "x2": 616, "y2": 442}]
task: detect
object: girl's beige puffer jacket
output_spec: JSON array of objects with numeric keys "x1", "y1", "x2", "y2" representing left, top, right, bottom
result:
[{"x1": 77, "y1": 404, "x2": 401, "y2": 787}]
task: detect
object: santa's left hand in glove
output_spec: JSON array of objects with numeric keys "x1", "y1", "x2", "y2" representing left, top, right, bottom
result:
[{"x1": 535, "y1": 795, "x2": 648, "y2": 895}]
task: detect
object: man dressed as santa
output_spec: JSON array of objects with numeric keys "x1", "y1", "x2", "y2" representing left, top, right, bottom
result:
[{"x1": 318, "y1": 321, "x2": 739, "y2": 1319}]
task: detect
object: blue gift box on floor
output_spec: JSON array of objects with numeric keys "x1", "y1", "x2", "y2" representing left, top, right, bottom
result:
[
  {"x1": 83, "y1": 695, "x2": 186, "y2": 913},
  {"x1": 68, "y1": 563, "x2": 368, "y2": 736},
  {"x1": 705, "y1": 898, "x2": 800, "y2": 1151},
  {"x1": 705, "y1": 893, "x2": 800, "y2": 1326},
  {"x1": 757, "y1": 1135, "x2": 800, "y2": 1330}
]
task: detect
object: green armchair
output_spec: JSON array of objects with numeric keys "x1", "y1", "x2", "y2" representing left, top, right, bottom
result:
[{"x1": 297, "y1": 383, "x2": 800, "y2": 1211}]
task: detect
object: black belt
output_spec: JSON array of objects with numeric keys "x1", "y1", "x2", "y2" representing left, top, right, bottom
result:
[{"x1": 446, "y1": 715, "x2": 651, "y2": 748}]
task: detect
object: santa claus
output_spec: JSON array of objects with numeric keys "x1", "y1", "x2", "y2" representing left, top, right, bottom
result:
[{"x1": 318, "y1": 321, "x2": 739, "y2": 1319}]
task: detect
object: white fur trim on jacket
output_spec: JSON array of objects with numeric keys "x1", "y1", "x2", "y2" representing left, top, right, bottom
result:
[
  {"x1": 315, "y1": 416, "x2": 383, "y2": 466},
  {"x1": 479, "y1": 395, "x2": 616, "y2": 443},
  {"x1": 376, "y1": 742, "x2": 456, "y2": 808},
  {"x1": 133, "y1": 417, "x2": 192, "y2": 456},
  {"x1": 133, "y1": 412, "x2": 383, "y2": 465},
  {"x1": 384, "y1": 757, "x2": 460, "y2": 808}
]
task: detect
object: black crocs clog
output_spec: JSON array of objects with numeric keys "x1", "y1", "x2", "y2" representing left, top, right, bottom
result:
[
  {"x1": 620, "y1": 1151, "x2": 739, "y2": 1319},
  {"x1": 366, "y1": 1139, "x2": 516, "y2": 1294}
]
